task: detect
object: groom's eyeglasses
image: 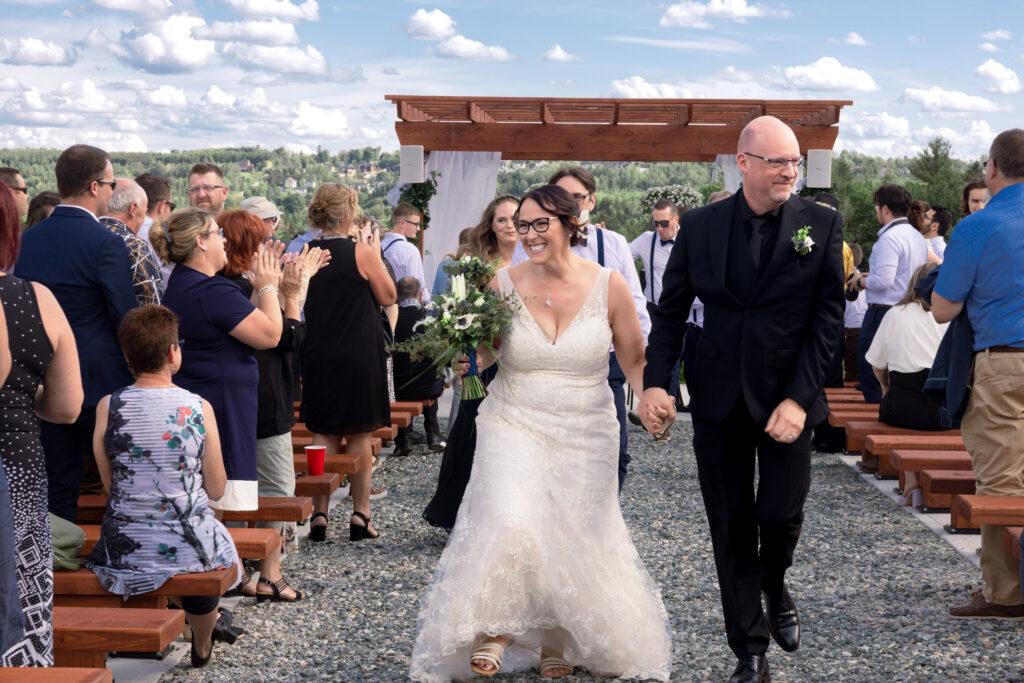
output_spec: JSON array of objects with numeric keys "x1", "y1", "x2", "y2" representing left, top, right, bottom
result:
[
  {"x1": 514, "y1": 217, "x2": 559, "y2": 235},
  {"x1": 652, "y1": 220, "x2": 672, "y2": 228}
]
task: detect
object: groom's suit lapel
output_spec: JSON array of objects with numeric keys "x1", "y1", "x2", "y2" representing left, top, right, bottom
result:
[
  {"x1": 752, "y1": 195, "x2": 806, "y2": 297},
  {"x1": 708, "y1": 196, "x2": 744, "y2": 307}
]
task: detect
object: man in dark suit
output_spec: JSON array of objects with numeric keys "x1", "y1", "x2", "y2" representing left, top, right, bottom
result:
[
  {"x1": 391, "y1": 277, "x2": 445, "y2": 454},
  {"x1": 14, "y1": 144, "x2": 137, "y2": 522},
  {"x1": 638, "y1": 117, "x2": 844, "y2": 683}
]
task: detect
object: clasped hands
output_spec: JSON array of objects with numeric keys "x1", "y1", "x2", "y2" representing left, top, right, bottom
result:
[{"x1": 636, "y1": 390, "x2": 806, "y2": 444}]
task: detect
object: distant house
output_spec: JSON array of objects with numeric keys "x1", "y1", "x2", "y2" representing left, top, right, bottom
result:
[
  {"x1": 284, "y1": 177, "x2": 297, "y2": 189},
  {"x1": 238, "y1": 159, "x2": 253, "y2": 172},
  {"x1": 302, "y1": 179, "x2": 315, "y2": 189}
]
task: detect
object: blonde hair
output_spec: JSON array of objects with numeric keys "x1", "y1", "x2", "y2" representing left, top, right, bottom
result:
[
  {"x1": 308, "y1": 183, "x2": 359, "y2": 231},
  {"x1": 149, "y1": 208, "x2": 215, "y2": 266}
]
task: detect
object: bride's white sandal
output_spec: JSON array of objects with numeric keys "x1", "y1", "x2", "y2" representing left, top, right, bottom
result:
[
  {"x1": 470, "y1": 641, "x2": 506, "y2": 677},
  {"x1": 540, "y1": 655, "x2": 573, "y2": 679}
]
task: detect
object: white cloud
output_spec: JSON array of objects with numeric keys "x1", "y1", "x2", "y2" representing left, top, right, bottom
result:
[
  {"x1": 223, "y1": 0, "x2": 318, "y2": 22},
  {"x1": 838, "y1": 111, "x2": 995, "y2": 159},
  {"x1": 2, "y1": 37, "x2": 75, "y2": 66},
  {"x1": 404, "y1": 8, "x2": 456, "y2": 41},
  {"x1": 115, "y1": 14, "x2": 216, "y2": 73},
  {"x1": 844, "y1": 31, "x2": 868, "y2": 46},
  {"x1": 903, "y1": 86, "x2": 1001, "y2": 113},
  {"x1": 289, "y1": 101, "x2": 348, "y2": 138},
  {"x1": 0, "y1": 77, "x2": 24, "y2": 91},
  {"x1": 548, "y1": 79, "x2": 575, "y2": 87},
  {"x1": 360, "y1": 127, "x2": 388, "y2": 140},
  {"x1": 202, "y1": 86, "x2": 237, "y2": 107},
  {"x1": 781, "y1": 57, "x2": 878, "y2": 92},
  {"x1": 382, "y1": 67, "x2": 399, "y2": 75},
  {"x1": 981, "y1": 29, "x2": 1011, "y2": 41},
  {"x1": 979, "y1": 42, "x2": 999, "y2": 52},
  {"x1": 138, "y1": 84, "x2": 187, "y2": 107},
  {"x1": 606, "y1": 35, "x2": 749, "y2": 54},
  {"x1": 609, "y1": 75, "x2": 694, "y2": 98},
  {"x1": 94, "y1": 0, "x2": 171, "y2": 13},
  {"x1": 221, "y1": 43, "x2": 328, "y2": 74},
  {"x1": 437, "y1": 35, "x2": 512, "y2": 62},
  {"x1": 195, "y1": 18, "x2": 299, "y2": 45},
  {"x1": 541, "y1": 44, "x2": 580, "y2": 61},
  {"x1": 716, "y1": 65, "x2": 754, "y2": 82},
  {"x1": 660, "y1": 0, "x2": 788, "y2": 29},
  {"x1": 976, "y1": 59, "x2": 1022, "y2": 94},
  {"x1": 1, "y1": 79, "x2": 118, "y2": 127}
]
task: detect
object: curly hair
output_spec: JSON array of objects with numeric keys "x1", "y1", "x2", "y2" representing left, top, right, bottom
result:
[{"x1": 308, "y1": 183, "x2": 358, "y2": 231}]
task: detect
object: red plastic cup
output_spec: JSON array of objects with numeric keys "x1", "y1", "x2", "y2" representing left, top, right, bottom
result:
[{"x1": 305, "y1": 446, "x2": 326, "y2": 475}]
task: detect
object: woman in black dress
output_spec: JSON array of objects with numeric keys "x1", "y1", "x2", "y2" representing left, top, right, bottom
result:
[
  {"x1": 422, "y1": 194, "x2": 519, "y2": 530},
  {"x1": 303, "y1": 184, "x2": 396, "y2": 541},
  {"x1": 0, "y1": 182, "x2": 84, "y2": 666}
]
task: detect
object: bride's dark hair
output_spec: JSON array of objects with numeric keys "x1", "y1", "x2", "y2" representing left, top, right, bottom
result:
[{"x1": 515, "y1": 185, "x2": 582, "y2": 247}]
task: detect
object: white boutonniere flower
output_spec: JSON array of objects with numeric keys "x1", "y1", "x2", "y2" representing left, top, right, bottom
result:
[{"x1": 792, "y1": 225, "x2": 815, "y2": 255}]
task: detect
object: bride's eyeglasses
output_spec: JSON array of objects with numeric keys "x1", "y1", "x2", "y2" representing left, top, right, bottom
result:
[{"x1": 514, "y1": 217, "x2": 560, "y2": 235}]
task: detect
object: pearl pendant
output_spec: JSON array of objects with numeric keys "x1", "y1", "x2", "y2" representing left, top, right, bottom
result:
[{"x1": 545, "y1": 295, "x2": 552, "y2": 307}]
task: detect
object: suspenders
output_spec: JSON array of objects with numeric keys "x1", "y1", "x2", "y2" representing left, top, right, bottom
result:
[
  {"x1": 648, "y1": 232, "x2": 657, "y2": 302},
  {"x1": 596, "y1": 228, "x2": 605, "y2": 267}
]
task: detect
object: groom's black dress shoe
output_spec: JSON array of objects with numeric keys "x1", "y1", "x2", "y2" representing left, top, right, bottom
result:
[
  {"x1": 764, "y1": 587, "x2": 800, "y2": 652},
  {"x1": 728, "y1": 654, "x2": 769, "y2": 683}
]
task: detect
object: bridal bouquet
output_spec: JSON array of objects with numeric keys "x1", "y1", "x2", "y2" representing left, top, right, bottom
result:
[{"x1": 393, "y1": 256, "x2": 518, "y2": 400}]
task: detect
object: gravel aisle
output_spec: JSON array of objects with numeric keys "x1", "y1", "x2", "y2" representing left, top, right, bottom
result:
[{"x1": 160, "y1": 421, "x2": 1023, "y2": 682}]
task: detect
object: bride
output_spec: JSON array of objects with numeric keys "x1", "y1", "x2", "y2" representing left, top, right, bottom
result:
[{"x1": 409, "y1": 185, "x2": 672, "y2": 681}]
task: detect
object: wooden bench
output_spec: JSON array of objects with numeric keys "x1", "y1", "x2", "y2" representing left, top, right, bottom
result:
[
  {"x1": 220, "y1": 496, "x2": 313, "y2": 525},
  {"x1": 292, "y1": 452, "x2": 365, "y2": 476},
  {"x1": 825, "y1": 387, "x2": 860, "y2": 395},
  {"x1": 864, "y1": 434, "x2": 966, "y2": 478},
  {"x1": 1002, "y1": 527, "x2": 1022, "y2": 560},
  {"x1": 291, "y1": 436, "x2": 382, "y2": 456},
  {"x1": 80, "y1": 526, "x2": 277, "y2": 561},
  {"x1": 827, "y1": 407, "x2": 880, "y2": 428},
  {"x1": 827, "y1": 395, "x2": 869, "y2": 405},
  {"x1": 75, "y1": 495, "x2": 110, "y2": 525},
  {"x1": 919, "y1": 470, "x2": 976, "y2": 511},
  {"x1": 54, "y1": 566, "x2": 237, "y2": 609},
  {"x1": 0, "y1": 668, "x2": 112, "y2": 682},
  {"x1": 952, "y1": 495, "x2": 1024, "y2": 528},
  {"x1": 53, "y1": 605, "x2": 184, "y2": 668},
  {"x1": 294, "y1": 473, "x2": 341, "y2": 497},
  {"x1": 890, "y1": 450, "x2": 971, "y2": 491},
  {"x1": 845, "y1": 421, "x2": 961, "y2": 455}
]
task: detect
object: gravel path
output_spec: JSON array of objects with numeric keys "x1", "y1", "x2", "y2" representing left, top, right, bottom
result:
[{"x1": 159, "y1": 419, "x2": 1023, "y2": 682}]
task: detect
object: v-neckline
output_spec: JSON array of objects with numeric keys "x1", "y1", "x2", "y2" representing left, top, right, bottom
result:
[{"x1": 510, "y1": 268, "x2": 604, "y2": 346}]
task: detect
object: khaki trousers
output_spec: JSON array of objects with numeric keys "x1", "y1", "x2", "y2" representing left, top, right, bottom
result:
[
  {"x1": 962, "y1": 350, "x2": 1024, "y2": 606},
  {"x1": 256, "y1": 432, "x2": 297, "y2": 540}
]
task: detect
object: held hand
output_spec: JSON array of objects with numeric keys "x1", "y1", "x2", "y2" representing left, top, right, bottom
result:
[
  {"x1": 454, "y1": 355, "x2": 470, "y2": 377},
  {"x1": 637, "y1": 388, "x2": 676, "y2": 435},
  {"x1": 764, "y1": 398, "x2": 807, "y2": 444}
]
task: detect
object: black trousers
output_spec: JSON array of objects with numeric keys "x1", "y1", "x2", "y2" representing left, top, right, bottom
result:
[
  {"x1": 41, "y1": 407, "x2": 96, "y2": 523},
  {"x1": 857, "y1": 305, "x2": 890, "y2": 403},
  {"x1": 395, "y1": 400, "x2": 442, "y2": 449},
  {"x1": 693, "y1": 395, "x2": 812, "y2": 658},
  {"x1": 879, "y1": 369, "x2": 944, "y2": 431}
]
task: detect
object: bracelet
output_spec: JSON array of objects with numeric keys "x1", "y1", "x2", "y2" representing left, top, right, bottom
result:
[{"x1": 257, "y1": 286, "x2": 279, "y2": 298}]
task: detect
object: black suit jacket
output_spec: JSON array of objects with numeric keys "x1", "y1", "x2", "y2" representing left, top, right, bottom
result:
[
  {"x1": 14, "y1": 205, "x2": 137, "y2": 406},
  {"x1": 643, "y1": 192, "x2": 845, "y2": 426},
  {"x1": 393, "y1": 305, "x2": 445, "y2": 401}
]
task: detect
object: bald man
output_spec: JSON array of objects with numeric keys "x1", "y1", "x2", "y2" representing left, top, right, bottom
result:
[
  {"x1": 638, "y1": 116, "x2": 844, "y2": 682},
  {"x1": 99, "y1": 178, "x2": 164, "y2": 305}
]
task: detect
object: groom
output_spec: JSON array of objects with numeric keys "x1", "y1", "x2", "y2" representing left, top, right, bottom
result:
[{"x1": 638, "y1": 116, "x2": 844, "y2": 682}]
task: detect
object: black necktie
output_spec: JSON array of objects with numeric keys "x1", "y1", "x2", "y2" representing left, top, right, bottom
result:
[
  {"x1": 749, "y1": 217, "x2": 769, "y2": 270},
  {"x1": 660, "y1": 238, "x2": 675, "y2": 246}
]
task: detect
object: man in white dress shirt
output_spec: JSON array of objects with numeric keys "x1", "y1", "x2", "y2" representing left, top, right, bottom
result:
[
  {"x1": 851, "y1": 183, "x2": 928, "y2": 410},
  {"x1": 381, "y1": 202, "x2": 430, "y2": 302},
  {"x1": 135, "y1": 172, "x2": 175, "y2": 288},
  {"x1": 511, "y1": 167, "x2": 650, "y2": 490}
]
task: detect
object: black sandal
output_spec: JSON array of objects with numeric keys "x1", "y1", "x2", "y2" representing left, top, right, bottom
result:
[
  {"x1": 223, "y1": 571, "x2": 255, "y2": 598},
  {"x1": 350, "y1": 511, "x2": 380, "y2": 541},
  {"x1": 256, "y1": 576, "x2": 304, "y2": 603},
  {"x1": 308, "y1": 511, "x2": 328, "y2": 542}
]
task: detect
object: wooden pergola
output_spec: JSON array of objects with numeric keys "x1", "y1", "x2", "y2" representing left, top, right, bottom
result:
[{"x1": 385, "y1": 96, "x2": 853, "y2": 162}]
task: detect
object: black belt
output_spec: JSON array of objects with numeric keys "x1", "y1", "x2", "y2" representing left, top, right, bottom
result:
[
  {"x1": 867, "y1": 303, "x2": 892, "y2": 309},
  {"x1": 989, "y1": 346, "x2": 1024, "y2": 353}
]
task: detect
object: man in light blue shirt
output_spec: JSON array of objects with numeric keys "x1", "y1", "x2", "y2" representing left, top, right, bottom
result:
[
  {"x1": 381, "y1": 202, "x2": 430, "y2": 302},
  {"x1": 851, "y1": 183, "x2": 928, "y2": 404},
  {"x1": 933, "y1": 128, "x2": 1024, "y2": 620}
]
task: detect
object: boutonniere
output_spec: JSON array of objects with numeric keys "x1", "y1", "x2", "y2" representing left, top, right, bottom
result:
[{"x1": 792, "y1": 226, "x2": 815, "y2": 255}]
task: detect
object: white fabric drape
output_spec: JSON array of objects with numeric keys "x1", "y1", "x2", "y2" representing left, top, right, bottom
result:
[
  {"x1": 716, "y1": 154, "x2": 741, "y2": 193},
  {"x1": 422, "y1": 151, "x2": 502, "y2": 289}
]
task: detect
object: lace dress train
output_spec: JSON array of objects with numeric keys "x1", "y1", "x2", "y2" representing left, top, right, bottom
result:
[{"x1": 410, "y1": 267, "x2": 672, "y2": 682}]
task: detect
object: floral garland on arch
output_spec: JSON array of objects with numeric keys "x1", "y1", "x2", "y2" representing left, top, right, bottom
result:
[{"x1": 392, "y1": 256, "x2": 519, "y2": 400}]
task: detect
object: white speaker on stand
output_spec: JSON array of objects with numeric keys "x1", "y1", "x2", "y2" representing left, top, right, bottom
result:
[
  {"x1": 399, "y1": 145, "x2": 425, "y2": 184},
  {"x1": 805, "y1": 149, "x2": 832, "y2": 189}
]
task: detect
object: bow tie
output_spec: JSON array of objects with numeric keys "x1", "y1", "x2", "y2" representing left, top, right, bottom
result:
[
  {"x1": 660, "y1": 238, "x2": 675, "y2": 246},
  {"x1": 578, "y1": 237, "x2": 588, "y2": 247}
]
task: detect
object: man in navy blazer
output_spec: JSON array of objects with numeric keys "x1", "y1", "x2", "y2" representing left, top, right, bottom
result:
[
  {"x1": 638, "y1": 117, "x2": 844, "y2": 682},
  {"x1": 14, "y1": 144, "x2": 137, "y2": 522}
]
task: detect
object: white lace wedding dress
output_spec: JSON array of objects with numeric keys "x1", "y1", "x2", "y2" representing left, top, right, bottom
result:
[{"x1": 409, "y1": 267, "x2": 672, "y2": 682}]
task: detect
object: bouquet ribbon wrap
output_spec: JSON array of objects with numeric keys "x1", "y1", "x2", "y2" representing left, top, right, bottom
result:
[{"x1": 461, "y1": 348, "x2": 487, "y2": 400}]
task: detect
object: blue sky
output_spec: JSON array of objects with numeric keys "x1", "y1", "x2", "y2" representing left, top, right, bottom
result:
[{"x1": 0, "y1": 0, "x2": 1021, "y2": 158}]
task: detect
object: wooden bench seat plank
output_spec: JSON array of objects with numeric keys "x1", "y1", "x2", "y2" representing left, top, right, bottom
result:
[
  {"x1": 0, "y1": 668, "x2": 112, "y2": 682},
  {"x1": 54, "y1": 566, "x2": 236, "y2": 601},
  {"x1": 953, "y1": 495, "x2": 1024, "y2": 526},
  {"x1": 919, "y1": 470, "x2": 976, "y2": 510},
  {"x1": 79, "y1": 526, "x2": 277, "y2": 560},
  {"x1": 846, "y1": 421, "x2": 960, "y2": 454},
  {"x1": 864, "y1": 435, "x2": 967, "y2": 477},
  {"x1": 53, "y1": 605, "x2": 184, "y2": 668},
  {"x1": 891, "y1": 450, "x2": 971, "y2": 490},
  {"x1": 294, "y1": 473, "x2": 341, "y2": 497},
  {"x1": 828, "y1": 409, "x2": 880, "y2": 428},
  {"x1": 291, "y1": 437, "x2": 381, "y2": 456},
  {"x1": 292, "y1": 452, "x2": 364, "y2": 476},
  {"x1": 220, "y1": 496, "x2": 312, "y2": 523},
  {"x1": 390, "y1": 400, "x2": 424, "y2": 416}
]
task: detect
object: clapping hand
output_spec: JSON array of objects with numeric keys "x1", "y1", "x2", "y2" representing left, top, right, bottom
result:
[{"x1": 247, "y1": 243, "x2": 283, "y2": 292}]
